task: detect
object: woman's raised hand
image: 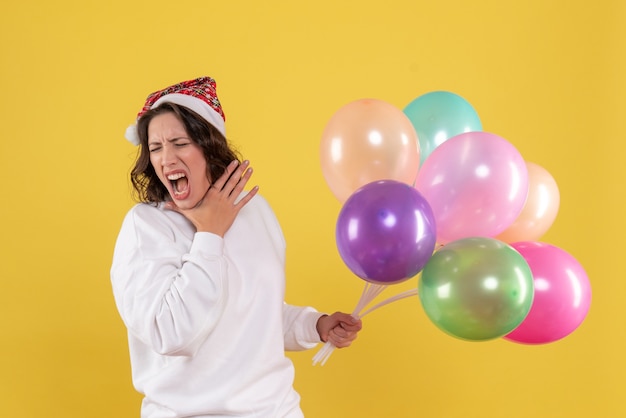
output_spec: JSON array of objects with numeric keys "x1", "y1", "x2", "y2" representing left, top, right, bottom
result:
[{"x1": 167, "y1": 160, "x2": 259, "y2": 236}]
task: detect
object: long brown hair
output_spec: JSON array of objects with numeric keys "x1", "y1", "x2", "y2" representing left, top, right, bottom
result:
[{"x1": 130, "y1": 102, "x2": 240, "y2": 203}]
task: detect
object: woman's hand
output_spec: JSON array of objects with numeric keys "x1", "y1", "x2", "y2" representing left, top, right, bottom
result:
[
  {"x1": 316, "y1": 312, "x2": 363, "y2": 348},
  {"x1": 166, "y1": 160, "x2": 259, "y2": 236}
]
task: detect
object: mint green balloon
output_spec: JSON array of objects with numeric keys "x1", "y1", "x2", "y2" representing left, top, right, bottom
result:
[
  {"x1": 418, "y1": 237, "x2": 534, "y2": 341},
  {"x1": 403, "y1": 91, "x2": 482, "y2": 165}
]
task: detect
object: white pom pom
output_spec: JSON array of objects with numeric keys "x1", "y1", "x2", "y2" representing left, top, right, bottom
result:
[{"x1": 125, "y1": 124, "x2": 140, "y2": 146}]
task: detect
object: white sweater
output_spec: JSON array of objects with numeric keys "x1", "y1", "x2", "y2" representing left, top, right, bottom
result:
[{"x1": 110, "y1": 195, "x2": 323, "y2": 417}]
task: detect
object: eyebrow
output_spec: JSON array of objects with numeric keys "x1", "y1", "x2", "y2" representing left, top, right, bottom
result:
[{"x1": 148, "y1": 136, "x2": 190, "y2": 145}]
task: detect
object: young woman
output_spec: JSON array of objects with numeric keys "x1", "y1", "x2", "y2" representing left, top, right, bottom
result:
[{"x1": 111, "y1": 77, "x2": 362, "y2": 418}]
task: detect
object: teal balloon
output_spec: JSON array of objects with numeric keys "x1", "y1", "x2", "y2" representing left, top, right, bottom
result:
[
  {"x1": 403, "y1": 91, "x2": 482, "y2": 164},
  {"x1": 418, "y1": 237, "x2": 534, "y2": 341}
]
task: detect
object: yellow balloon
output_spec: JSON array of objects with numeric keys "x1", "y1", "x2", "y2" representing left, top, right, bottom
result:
[
  {"x1": 320, "y1": 99, "x2": 420, "y2": 202},
  {"x1": 496, "y1": 161, "x2": 560, "y2": 243}
]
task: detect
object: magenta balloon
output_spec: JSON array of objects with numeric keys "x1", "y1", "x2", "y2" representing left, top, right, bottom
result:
[
  {"x1": 505, "y1": 242, "x2": 592, "y2": 344},
  {"x1": 336, "y1": 180, "x2": 437, "y2": 284},
  {"x1": 414, "y1": 131, "x2": 528, "y2": 244}
]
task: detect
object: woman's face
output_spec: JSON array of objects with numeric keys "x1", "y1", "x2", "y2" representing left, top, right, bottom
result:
[{"x1": 148, "y1": 112, "x2": 210, "y2": 209}]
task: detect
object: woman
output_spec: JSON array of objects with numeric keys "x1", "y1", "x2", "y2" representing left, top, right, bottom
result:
[{"x1": 111, "y1": 77, "x2": 362, "y2": 418}]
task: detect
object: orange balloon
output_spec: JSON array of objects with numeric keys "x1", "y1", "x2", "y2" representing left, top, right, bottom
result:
[
  {"x1": 320, "y1": 99, "x2": 420, "y2": 202},
  {"x1": 496, "y1": 161, "x2": 560, "y2": 243}
]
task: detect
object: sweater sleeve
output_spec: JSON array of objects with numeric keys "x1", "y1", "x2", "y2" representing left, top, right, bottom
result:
[
  {"x1": 282, "y1": 303, "x2": 324, "y2": 351},
  {"x1": 255, "y1": 197, "x2": 324, "y2": 351},
  {"x1": 110, "y1": 205, "x2": 228, "y2": 357}
]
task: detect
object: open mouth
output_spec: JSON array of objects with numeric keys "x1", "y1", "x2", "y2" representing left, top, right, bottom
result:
[{"x1": 167, "y1": 172, "x2": 189, "y2": 197}]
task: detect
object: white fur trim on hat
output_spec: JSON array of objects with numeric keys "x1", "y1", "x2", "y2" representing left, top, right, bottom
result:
[
  {"x1": 152, "y1": 93, "x2": 226, "y2": 137},
  {"x1": 125, "y1": 124, "x2": 141, "y2": 146},
  {"x1": 124, "y1": 93, "x2": 226, "y2": 146}
]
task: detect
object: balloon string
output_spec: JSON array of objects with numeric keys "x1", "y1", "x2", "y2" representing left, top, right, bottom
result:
[
  {"x1": 312, "y1": 282, "x2": 388, "y2": 366},
  {"x1": 353, "y1": 282, "x2": 387, "y2": 317},
  {"x1": 359, "y1": 288, "x2": 418, "y2": 318}
]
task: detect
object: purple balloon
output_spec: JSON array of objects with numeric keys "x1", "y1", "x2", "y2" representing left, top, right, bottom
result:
[{"x1": 336, "y1": 180, "x2": 437, "y2": 284}]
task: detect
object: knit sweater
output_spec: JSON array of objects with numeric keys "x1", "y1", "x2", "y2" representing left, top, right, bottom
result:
[{"x1": 111, "y1": 195, "x2": 323, "y2": 417}]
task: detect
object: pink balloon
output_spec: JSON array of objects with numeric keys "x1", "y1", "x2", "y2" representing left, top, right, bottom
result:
[
  {"x1": 505, "y1": 242, "x2": 592, "y2": 344},
  {"x1": 414, "y1": 131, "x2": 528, "y2": 244},
  {"x1": 320, "y1": 99, "x2": 421, "y2": 202}
]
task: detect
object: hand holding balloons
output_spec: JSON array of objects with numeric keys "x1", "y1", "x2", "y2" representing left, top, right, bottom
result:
[
  {"x1": 314, "y1": 180, "x2": 437, "y2": 366},
  {"x1": 316, "y1": 89, "x2": 590, "y2": 361}
]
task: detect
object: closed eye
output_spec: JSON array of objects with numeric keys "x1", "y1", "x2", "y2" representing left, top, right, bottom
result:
[{"x1": 170, "y1": 136, "x2": 191, "y2": 146}]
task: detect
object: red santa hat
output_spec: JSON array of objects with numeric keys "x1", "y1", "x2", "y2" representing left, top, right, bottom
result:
[{"x1": 125, "y1": 76, "x2": 226, "y2": 145}]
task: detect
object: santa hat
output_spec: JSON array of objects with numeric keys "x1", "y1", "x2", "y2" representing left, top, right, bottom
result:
[{"x1": 125, "y1": 76, "x2": 226, "y2": 145}]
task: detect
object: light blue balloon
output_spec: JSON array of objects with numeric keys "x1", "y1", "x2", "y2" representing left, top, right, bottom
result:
[{"x1": 403, "y1": 91, "x2": 482, "y2": 165}]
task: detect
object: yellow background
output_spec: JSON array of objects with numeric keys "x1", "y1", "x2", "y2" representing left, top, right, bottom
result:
[{"x1": 1, "y1": 0, "x2": 624, "y2": 417}]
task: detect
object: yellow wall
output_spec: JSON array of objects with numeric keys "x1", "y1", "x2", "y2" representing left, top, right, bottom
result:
[{"x1": 1, "y1": 0, "x2": 623, "y2": 417}]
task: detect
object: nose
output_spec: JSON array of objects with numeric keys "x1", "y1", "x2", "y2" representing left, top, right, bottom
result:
[{"x1": 160, "y1": 144, "x2": 177, "y2": 166}]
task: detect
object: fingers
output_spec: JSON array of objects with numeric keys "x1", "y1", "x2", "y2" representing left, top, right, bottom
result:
[
  {"x1": 176, "y1": 159, "x2": 258, "y2": 236},
  {"x1": 211, "y1": 160, "x2": 239, "y2": 191},
  {"x1": 164, "y1": 201, "x2": 178, "y2": 212},
  {"x1": 212, "y1": 160, "x2": 254, "y2": 200},
  {"x1": 341, "y1": 321, "x2": 362, "y2": 333},
  {"x1": 325, "y1": 312, "x2": 363, "y2": 348},
  {"x1": 327, "y1": 326, "x2": 359, "y2": 348},
  {"x1": 340, "y1": 315, "x2": 362, "y2": 332},
  {"x1": 224, "y1": 160, "x2": 252, "y2": 198},
  {"x1": 328, "y1": 312, "x2": 362, "y2": 332},
  {"x1": 231, "y1": 164, "x2": 255, "y2": 203},
  {"x1": 237, "y1": 184, "x2": 260, "y2": 207}
]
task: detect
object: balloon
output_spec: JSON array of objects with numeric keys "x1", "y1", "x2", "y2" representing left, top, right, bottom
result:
[
  {"x1": 320, "y1": 99, "x2": 421, "y2": 202},
  {"x1": 336, "y1": 180, "x2": 437, "y2": 284},
  {"x1": 403, "y1": 91, "x2": 482, "y2": 165},
  {"x1": 496, "y1": 161, "x2": 560, "y2": 243},
  {"x1": 418, "y1": 237, "x2": 534, "y2": 341},
  {"x1": 504, "y1": 242, "x2": 591, "y2": 344},
  {"x1": 414, "y1": 131, "x2": 528, "y2": 244}
]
